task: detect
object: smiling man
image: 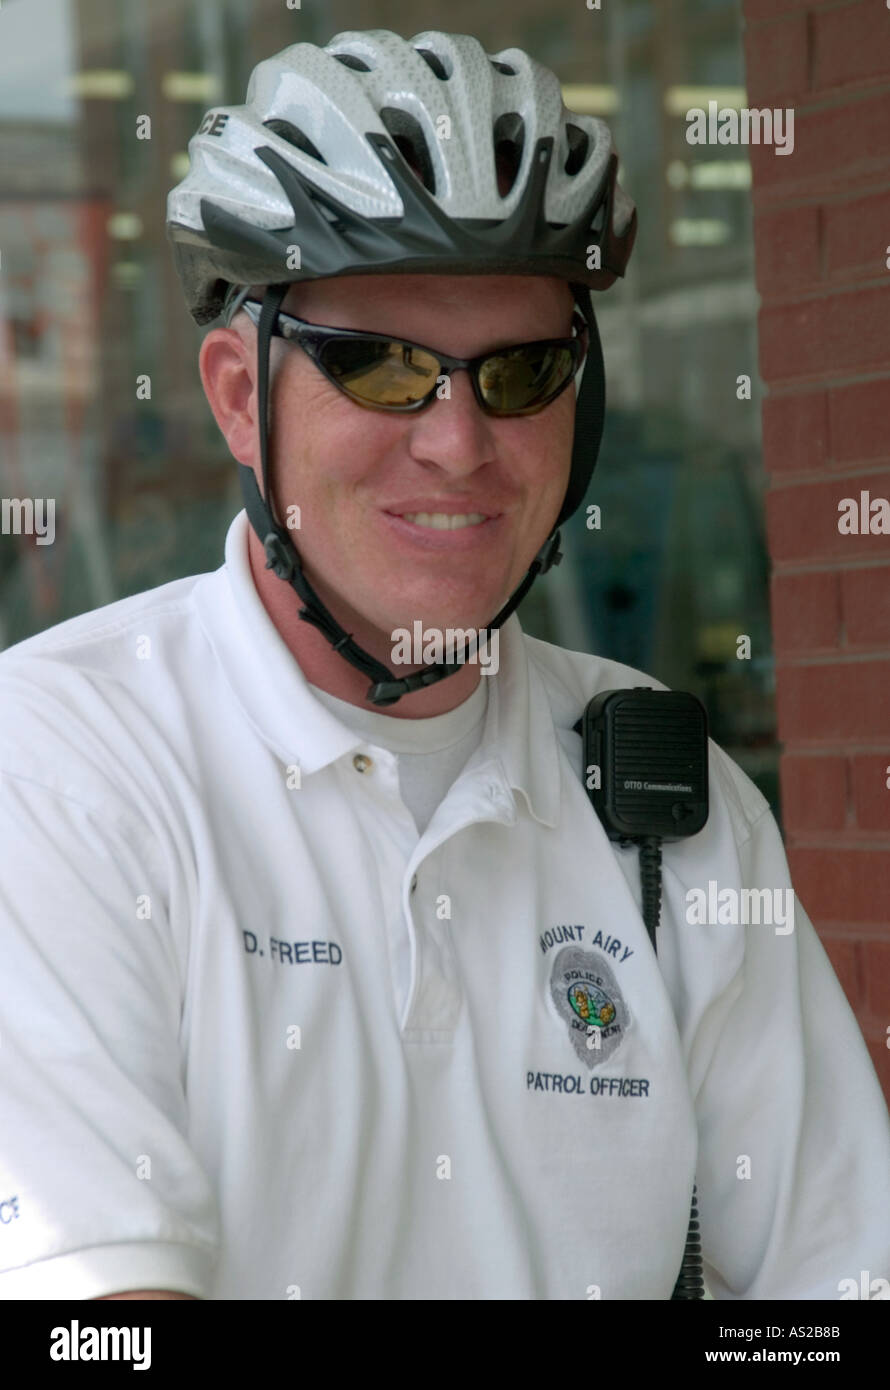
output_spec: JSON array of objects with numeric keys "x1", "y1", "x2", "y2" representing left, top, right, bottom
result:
[
  {"x1": 0, "y1": 29, "x2": 888, "y2": 1304},
  {"x1": 203, "y1": 271, "x2": 578, "y2": 717}
]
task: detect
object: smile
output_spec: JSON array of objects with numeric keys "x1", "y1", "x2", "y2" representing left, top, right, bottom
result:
[{"x1": 396, "y1": 512, "x2": 488, "y2": 529}]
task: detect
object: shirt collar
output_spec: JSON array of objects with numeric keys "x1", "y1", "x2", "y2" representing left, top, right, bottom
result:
[{"x1": 194, "y1": 509, "x2": 562, "y2": 827}]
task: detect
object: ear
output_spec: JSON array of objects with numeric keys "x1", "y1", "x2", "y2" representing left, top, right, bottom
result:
[{"x1": 199, "y1": 327, "x2": 259, "y2": 469}]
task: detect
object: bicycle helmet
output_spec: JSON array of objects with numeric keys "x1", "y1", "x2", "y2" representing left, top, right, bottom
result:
[{"x1": 167, "y1": 29, "x2": 636, "y2": 705}]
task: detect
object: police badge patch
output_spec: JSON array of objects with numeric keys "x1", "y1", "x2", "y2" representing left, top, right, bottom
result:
[{"x1": 550, "y1": 945, "x2": 630, "y2": 1069}]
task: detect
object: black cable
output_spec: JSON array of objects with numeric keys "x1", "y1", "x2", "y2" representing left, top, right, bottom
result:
[
  {"x1": 639, "y1": 836, "x2": 662, "y2": 955},
  {"x1": 639, "y1": 835, "x2": 705, "y2": 1300},
  {"x1": 672, "y1": 1186, "x2": 704, "y2": 1300}
]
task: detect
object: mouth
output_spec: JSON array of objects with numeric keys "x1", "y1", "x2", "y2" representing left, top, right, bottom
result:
[
  {"x1": 380, "y1": 509, "x2": 501, "y2": 550},
  {"x1": 394, "y1": 511, "x2": 489, "y2": 530}
]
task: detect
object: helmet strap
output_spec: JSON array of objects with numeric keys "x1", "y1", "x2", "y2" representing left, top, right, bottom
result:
[{"x1": 557, "y1": 284, "x2": 605, "y2": 529}]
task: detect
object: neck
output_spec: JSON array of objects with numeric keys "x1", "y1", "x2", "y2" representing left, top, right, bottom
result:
[{"x1": 247, "y1": 527, "x2": 484, "y2": 718}]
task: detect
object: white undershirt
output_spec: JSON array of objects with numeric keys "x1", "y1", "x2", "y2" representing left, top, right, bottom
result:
[{"x1": 310, "y1": 677, "x2": 489, "y2": 837}]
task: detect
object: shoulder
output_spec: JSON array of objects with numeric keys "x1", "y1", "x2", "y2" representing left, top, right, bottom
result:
[
  {"x1": 522, "y1": 628, "x2": 670, "y2": 709},
  {"x1": 0, "y1": 572, "x2": 203, "y2": 670},
  {"x1": 0, "y1": 572, "x2": 212, "y2": 803}
]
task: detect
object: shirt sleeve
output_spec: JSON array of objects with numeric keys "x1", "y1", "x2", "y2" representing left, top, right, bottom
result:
[
  {"x1": 693, "y1": 792, "x2": 890, "y2": 1300},
  {"x1": 0, "y1": 764, "x2": 219, "y2": 1299}
]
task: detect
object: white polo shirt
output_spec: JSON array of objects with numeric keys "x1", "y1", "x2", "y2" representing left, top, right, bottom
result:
[{"x1": 0, "y1": 508, "x2": 888, "y2": 1301}]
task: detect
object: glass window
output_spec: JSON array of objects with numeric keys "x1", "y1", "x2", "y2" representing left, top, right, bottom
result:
[{"x1": 0, "y1": 0, "x2": 778, "y2": 815}]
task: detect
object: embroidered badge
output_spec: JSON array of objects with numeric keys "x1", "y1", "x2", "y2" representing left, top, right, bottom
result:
[{"x1": 549, "y1": 945, "x2": 630, "y2": 1069}]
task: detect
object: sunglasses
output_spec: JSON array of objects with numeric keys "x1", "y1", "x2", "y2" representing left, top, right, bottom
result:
[{"x1": 238, "y1": 297, "x2": 588, "y2": 416}]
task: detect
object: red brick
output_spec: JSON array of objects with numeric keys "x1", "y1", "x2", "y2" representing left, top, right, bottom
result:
[
  {"x1": 759, "y1": 299, "x2": 825, "y2": 381},
  {"x1": 743, "y1": 13, "x2": 809, "y2": 107},
  {"x1": 851, "y1": 754, "x2": 890, "y2": 831},
  {"x1": 765, "y1": 472, "x2": 890, "y2": 564},
  {"x1": 753, "y1": 204, "x2": 821, "y2": 296},
  {"x1": 813, "y1": 5, "x2": 890, "y2": 93},
  {"x1": 841, "y1": 566, "x2": 890, "y2": 646},
  {"x1": 780, "y1": 752, "x2": 848, "y2": 829},
  {"x1": 829, "y1": 378, "x2": 890, "y2": 464},
  {"x1": 863, "y1": 940, "x2": 890, "y2": 1016},
  {"x1": 771, "y1": 570, "x2": 841, "y2": 651},
  {"x1": 865, "y1": 1036, "x2": 890, "y2": 1105},
  {"x1": 749, "y1": 91, "x2": 890, "y2": 196},
  {"x1": 820, "y1": 933, "x2": 861, "y2": 1009},
  {"x1": 744, "y1": 0, "x2": 815, "y2": 22},
  {"x1": 760, "y1": 286, "x2": 890, "y2": 383},
  {"x1": 776, "y1": 660, "x2": 890, "y2": 742},
  {"x1": 824, "y1": 188, "x2": 890, "y2": 280},
  {"x1": 788, "y1": 846, "x2": 890, "y2": 925},
  {"x1": 762, "y1": 389, "x2": 828, "y2": 472}
]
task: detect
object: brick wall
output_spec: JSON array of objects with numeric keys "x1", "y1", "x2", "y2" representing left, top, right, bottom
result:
[{"x1": 743, "y1": 0, "x2": 890, "y2": 1099}]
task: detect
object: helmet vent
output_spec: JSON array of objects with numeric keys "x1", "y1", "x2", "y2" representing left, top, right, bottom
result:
[
  {"x1": 415, "y1": 47, "x2": 451, "y2": 80},
  {"x1": 263, "y1": 119, "x2": 326, "y2": 164},
  {"x1": 490, "y1": 59, "x2": 517, "y2": 76},
  {"x1": 379, "y1": 107, "x2": 436, "y2": 194},
  {"x1": 565, "y1": 124, "x2": 590, "y2": 176},
  {"x1": 332, "y1": 52, "x2": 372, "y2": 72},
  {"x1": 492, "y1": 113, "x2": 525, "y2": 196}
]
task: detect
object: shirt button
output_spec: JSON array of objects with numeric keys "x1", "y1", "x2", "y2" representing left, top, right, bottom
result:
[{"x1": 353, "y1": 754, "x2": 373, "y2": 774}]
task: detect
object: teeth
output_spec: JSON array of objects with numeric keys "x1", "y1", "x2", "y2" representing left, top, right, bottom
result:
[{"x1": 399, "y1": 512, "x2": 488, "y2": 529}]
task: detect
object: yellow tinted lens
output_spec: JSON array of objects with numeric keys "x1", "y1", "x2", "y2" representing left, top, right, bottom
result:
[
  {"x1": 479, "y1": 345, "x2": 574, "y2": 412},
  {"x1": 320, "y1": 338, "x2": 440, "y2": 405}
]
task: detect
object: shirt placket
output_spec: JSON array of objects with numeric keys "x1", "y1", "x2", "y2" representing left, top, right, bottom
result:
[
  {"x1": 399, "y1": 758, "x2": 517, "y2": 1043},
  {"x1": 339, "y1": 742, "x2": 421, "y2": 1027}
]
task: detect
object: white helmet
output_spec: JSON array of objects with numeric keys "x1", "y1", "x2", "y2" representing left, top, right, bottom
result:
[{"x1": 167, "y1": 29, "x2": 636, "y2": 325}]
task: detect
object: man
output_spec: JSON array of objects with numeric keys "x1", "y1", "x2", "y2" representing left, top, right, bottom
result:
[{"x1": 0, "y1": 29, "x2": 888, "y2": 1302}]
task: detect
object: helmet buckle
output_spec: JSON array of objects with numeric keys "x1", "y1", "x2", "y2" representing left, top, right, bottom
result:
[
  {"x1": 263, "y1": 532, "x2": 296, "y2": 582},
  {"x1": 535, "y1": 531, "x2": 563, "y2": 575}
]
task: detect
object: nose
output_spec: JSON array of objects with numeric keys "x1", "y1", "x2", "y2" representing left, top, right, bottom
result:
[{"x1": 405, "y1": 365, "x2": 498, "y2": 476}]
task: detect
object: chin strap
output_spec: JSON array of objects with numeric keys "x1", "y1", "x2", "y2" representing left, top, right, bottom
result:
[{"x1": 239, "y1": 280, "x2": 602, "y2": 707}]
